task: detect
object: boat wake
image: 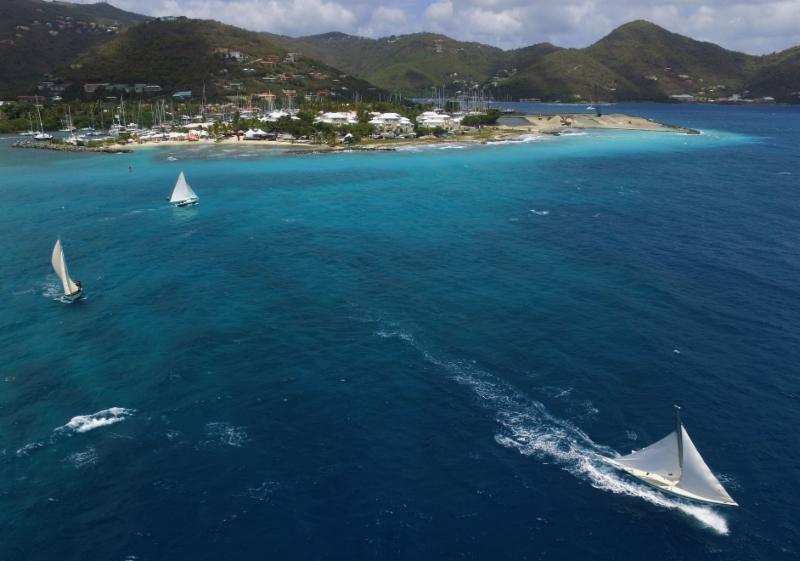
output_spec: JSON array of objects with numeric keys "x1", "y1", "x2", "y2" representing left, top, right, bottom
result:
[
  {"x1": 374, "y1": 325, "x2": 730, "y2": 535},
  {"x1": 55, "y1": 407, "x2": 136, "y2": 434}
]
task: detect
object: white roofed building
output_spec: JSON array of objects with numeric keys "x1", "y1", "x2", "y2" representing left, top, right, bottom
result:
[
  {"x1": 315, "y1": 111, "x2": 358, "y2": 126},
  {"x1": 416, "y1": 111, "x2": 458, "y2": 131},
  {"x1": 259, "y1": 110, "x2": 291, "y2": 122},
  {"x1": 369, "y1": 112, "x2": 414, "y2": 135}
]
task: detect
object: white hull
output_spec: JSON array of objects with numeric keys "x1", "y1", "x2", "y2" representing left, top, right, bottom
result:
[
  {"x1": 603, "y1": 457, "x2": 738, "y2": 506},
  {"x1": 173, "y1": 198, "x2": 199, "y2": 207}
]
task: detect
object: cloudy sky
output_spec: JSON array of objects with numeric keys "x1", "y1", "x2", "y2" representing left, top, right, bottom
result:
[{"x1": 76, "y1": 0, "x2": 800, "y2": 54}]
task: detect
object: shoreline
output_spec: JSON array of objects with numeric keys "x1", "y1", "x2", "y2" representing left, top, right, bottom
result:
[{"x1": 9, "y1": 113, "x2": 699, "y2": 155}]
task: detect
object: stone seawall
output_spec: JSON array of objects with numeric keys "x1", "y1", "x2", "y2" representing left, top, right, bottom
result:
[{"x1": 12, "y1": 141, "x2": 132, "y2": 154}]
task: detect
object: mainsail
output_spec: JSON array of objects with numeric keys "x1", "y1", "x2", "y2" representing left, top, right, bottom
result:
[
  {"x1": 606, "y1": 407, "x2": 737, "y2": 506},
  {"x1": 170, "y1": 171, "x2": 198, "y2": 204},
  {"x1": 51, "y1": 239, "x2": 80, "y2": 296}
]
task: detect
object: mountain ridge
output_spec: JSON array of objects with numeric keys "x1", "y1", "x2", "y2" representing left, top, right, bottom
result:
[
  {"x1": 1, "y1": 1, "x2": 798, "y2": 102},
  {"x1": 266, "y1": 19, "x2": 799, "y2": 101}
]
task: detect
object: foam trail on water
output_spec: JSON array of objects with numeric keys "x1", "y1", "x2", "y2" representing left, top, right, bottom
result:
[
  {"x1": 375, "y1": 328, "x2": 729, "y2": 535},
  {"x1": 56, "y1": 407, "x2": 136, "y2": 434}
]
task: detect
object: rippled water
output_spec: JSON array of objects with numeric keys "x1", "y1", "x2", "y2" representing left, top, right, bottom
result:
[{"x1": 1, "y1": 104, "x2": 799, "y2": 560}]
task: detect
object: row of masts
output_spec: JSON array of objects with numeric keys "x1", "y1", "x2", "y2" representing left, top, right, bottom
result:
[{"x1": 428, "y1": 85, "x2": 491, "y2": 113}]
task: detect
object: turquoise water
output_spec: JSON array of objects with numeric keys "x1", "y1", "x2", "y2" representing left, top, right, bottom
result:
[{"x1": 1, "y1": 104, "x2": 799, "y2": 560}]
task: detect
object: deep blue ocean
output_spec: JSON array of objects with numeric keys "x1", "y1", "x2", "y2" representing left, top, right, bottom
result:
[{"x1": 1, "y1": 103, "x2": 798, "y2": 560}]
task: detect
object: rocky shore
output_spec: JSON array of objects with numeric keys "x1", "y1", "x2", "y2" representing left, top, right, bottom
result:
[{"x1": 12, "y1": 141, "x2": 132, "y2": 154}]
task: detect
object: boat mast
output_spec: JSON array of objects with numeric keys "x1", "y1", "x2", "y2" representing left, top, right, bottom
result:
[
  {"x1": 34, "y1": 95, "x2": 45, "y2": 133},
  {"x1": 675, "y1": 405, "x2": 684, "y2": 468}
]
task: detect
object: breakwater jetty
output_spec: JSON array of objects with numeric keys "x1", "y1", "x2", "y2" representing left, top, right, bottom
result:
[{"x1": 12, "y1": 141, "x2": 132, "y2": 154}]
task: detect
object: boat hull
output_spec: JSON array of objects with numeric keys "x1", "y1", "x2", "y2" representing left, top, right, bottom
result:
[
  {"x1": 60, "y1": 290, "x2": 84, "y2": 303},
  {"x1": 602, "y1": 457, "x2": 738, "y2": 506},
  {"x1": 173, "y1": 199, "x2": 199, "y2": 207}
]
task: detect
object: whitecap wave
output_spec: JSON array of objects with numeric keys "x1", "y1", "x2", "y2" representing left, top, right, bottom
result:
[
  {"x1": 66, "y1": 447, "x2": 98, "y2": 468},
  {"x1": 244, "y1": 480, "x2": 281, "y2": 502},
  {"x1": 490, "y1": 134, "x2": 544, "y2": 146},
  {"x1": 16, "y1": 441, "x2": 44, "y2": 457},
  {"x1": 530, "y1": 209, "x2": 550, "y2": 216},
  {"x1": 374, "y1": 328, "x2": 730, "y2": 535},
  {"x1": 203, "y1": 422, "x2": 248, "y2": 447},
  {"x1": 56, "y1": 407, "x2": 135, "y2": 434}
]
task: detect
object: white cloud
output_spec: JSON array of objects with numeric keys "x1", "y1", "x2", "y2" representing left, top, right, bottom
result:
[
  {"x1": 357, "y1": 6, "x2": 409, "y2": 37},
  {"x1": 61, "y1": 0, "x2": 800, "y2": 53},
  {"x1": 424, "y1": 1, "x2": 454, "y2": 21}
]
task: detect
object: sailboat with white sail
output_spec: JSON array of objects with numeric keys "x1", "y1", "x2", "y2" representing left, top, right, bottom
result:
[
  {"x1": 169, "y1": 171, "x2": 199, "y2": 206},
  {"x1": 51, "y1": 239, "x2": 83, "y2": 302},
  {"x1": 33, "y1": 96, "x2": 53, "y2": 141},
  {"x1": 604, "y1": 406, "x2": 737, "y2": 506}
]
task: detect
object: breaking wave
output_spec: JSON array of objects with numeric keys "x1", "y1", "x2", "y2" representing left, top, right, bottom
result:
[
  {"x1": 56, "y1": 407, "x2": 136, "y2": 434},
  {"x1": 489, "y1": 134, "x2": 545, "y2": 146},
  {"x1": 374, "y1": 327, "x2": 729, "y2": 535}
]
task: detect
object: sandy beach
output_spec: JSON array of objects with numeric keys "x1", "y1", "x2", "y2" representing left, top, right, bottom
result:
[{"x1": 511, "y1": 113, "x2": 698, "y2": 134}]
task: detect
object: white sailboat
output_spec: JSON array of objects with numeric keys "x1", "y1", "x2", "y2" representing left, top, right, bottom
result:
[
  {"x1": 604, "y1": 406, "x2": 737, "y2": 506},
  {"x1": 169, "y1": 171, "x2": 199, "y2": 206},
  {"x1": 65, "y1": 107, "x2": 80, "y2": 145},
  {"x1": 33, "y1": 96, "x2": 53, "y2": 141},
  {"x1": 51, "y1": 239, "x2": 83, "y2": 302}
]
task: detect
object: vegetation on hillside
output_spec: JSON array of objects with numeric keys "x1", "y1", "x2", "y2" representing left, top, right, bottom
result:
[
  {"x1": 0, "y1": 0, "x2": 148, "y2": 97},
  {"x1": 269, "y1": 20, "x2": 800, "y2": 102},
  {"x1": 265, "y1": 31, "x2": 505, "y2": 96},
  {"x1": 63, "y1": 18, "x2": 383, "y2": 101},
  {"x1": 3, "y1": 1, "x2": 799, "y2": 103}
]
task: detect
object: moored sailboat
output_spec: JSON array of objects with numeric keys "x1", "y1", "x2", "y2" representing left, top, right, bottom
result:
[
  {"x1": 51, "y1": 239, "x2": 83, "y2": 302},
  {"x1": 604, "y1": 406, "x2": 737, "y2": 506},
  {"x1": 33, "y1": 96, "x2": 53, "y2": 141},
  {"x1": 169, "y1": 171, "x2": 199, "y2": 206}
]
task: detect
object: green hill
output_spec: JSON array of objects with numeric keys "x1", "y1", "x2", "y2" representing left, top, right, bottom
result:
[
  {"x1": 264, "y1": 31, "x2": 506, "y2": 94},
  {"x1": 63, "y1": 18, "x2": 383, "y2": 101},
  {"x1": 584, "y1": 20, "x2": 760, "y2": 99},
  {"x1": 2, "y1": 3, "x2": 799, "y2": 103},
  {"x1": 497, "y1": 21, "x2": 761, "y2": 101},
  {"x1": 746, "y1": 46, "x2": 800, "y2": 100},
  {"x1": 273, "y1": 20, "x2": 800, "y2": 102},
  {"x1": 0, "y1": 0, "x2": 148, "y2": 97}
]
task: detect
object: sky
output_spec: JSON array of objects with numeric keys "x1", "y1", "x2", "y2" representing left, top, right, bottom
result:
[{"x1": 74, "y1": 0, "x2": 800, "y2": 54}]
